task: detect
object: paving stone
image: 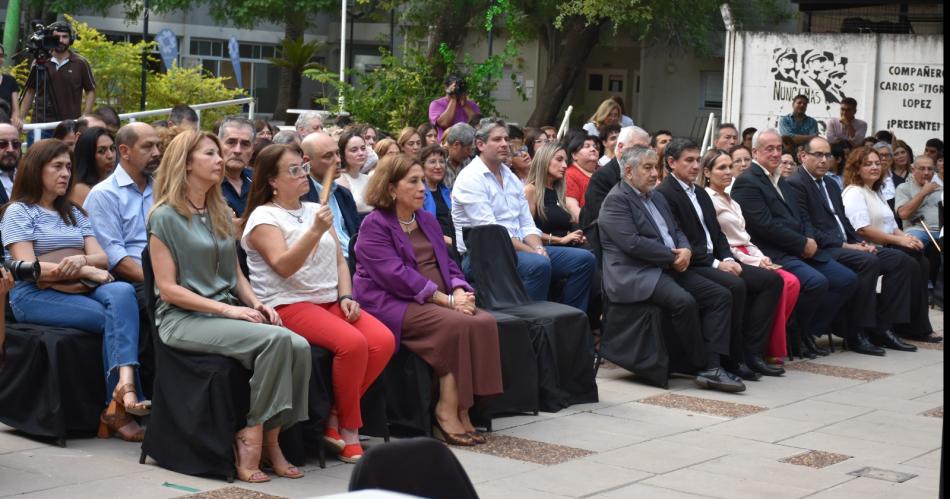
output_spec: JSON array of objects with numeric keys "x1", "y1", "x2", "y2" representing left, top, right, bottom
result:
[
  {"x1": 593, "y1": 399, "x2": 729, "y2": 429},
  {"x1": 641, "y1": 468, "x2": 814, "y2": 499},
  {"x1": 808, "y1": 477, "x2": 935, "y2": 499},
  {"x1": 701, "y1": 414, "x2": 828, "y2": 443},
  {"x1": 690, "y1": 453, "x2": 853, "y2": 491},
  {"x1": 450, "y1": 448, "x2": 543, "y2": 484},
  {"x1": 638, "y1": 393, "x2": 766, "y2": 418},
  {"x1": 497, "y1": 411, "x2": 683, "y2": 452},
  {"x1": 778, "y1": 431, "x2": 934, "y2": 463},
  {"x1": 590, "y1": 482, "x2": 715, "y2": 498},
  {"x1": 488, "y1": 459, "x2": 651, "y2": 497},
  {"x1": 585, "y1": 439, "x2": 726, "y2": 474},
  {"x1": 657, "y1": 431, "x2": 808, "y2": 460},
  {"x1": 783, "y1": 361, "x2": 891, "y2": 380},
  {"x1": 461, "y1": 433, "x2": 593, "y2": 465},
  {"x1": 758, "y1": 399, "x2": 873, "y2": 425}
]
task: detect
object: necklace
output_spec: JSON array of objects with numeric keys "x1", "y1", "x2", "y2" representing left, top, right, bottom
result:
[
  {"x1": 272, "y1": 200, "x2": 304, "y2": 223},
  {"x1": 398, "y1": 212, "x2": 416, "y2": 226},
  {"x1": 398, "y1": 212, "x2": 415, "y2": 234},
  {"x1": 186, "y1": 197, "x2": 207, "y2": 223}
]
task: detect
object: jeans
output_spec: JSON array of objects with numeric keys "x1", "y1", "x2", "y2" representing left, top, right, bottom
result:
[
  {"x1": 905, "y1": 227, "x2": 940, "y2": 250},
  {"x1": 10, "y1": 281, "x2": 142, "y2": 402}
]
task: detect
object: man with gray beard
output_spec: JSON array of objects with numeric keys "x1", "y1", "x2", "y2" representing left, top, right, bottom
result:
[{"x1": 0, "y1": 123, "x2": 22, "y2": 204}]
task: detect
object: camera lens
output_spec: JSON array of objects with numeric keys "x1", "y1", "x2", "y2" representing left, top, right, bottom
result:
[{"x1": 2, "y1": 259, "x2": 40, "y2": 282}]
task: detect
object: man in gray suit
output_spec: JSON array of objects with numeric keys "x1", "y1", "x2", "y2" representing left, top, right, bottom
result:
[{"x1": 599, "y1": 145, "x2": 744, "y2": 393}]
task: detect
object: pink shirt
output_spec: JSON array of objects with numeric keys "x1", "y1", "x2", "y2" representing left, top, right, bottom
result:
[{"x1": 428, "y1": 97, "x2": 480, "y2": 142}]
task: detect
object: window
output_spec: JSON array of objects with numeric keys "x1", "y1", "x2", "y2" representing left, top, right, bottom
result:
[
  {"x1": 588, "y1": 74, "x2": 603, "y2": 91},
  {"x1": 188, "y1": 38, "x2": 280, "y2": 113},
  {"x1": 700, "y1": 70, "x2": 723, "y2": 109}
]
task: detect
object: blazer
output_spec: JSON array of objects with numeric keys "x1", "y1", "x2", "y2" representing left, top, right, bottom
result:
[
  {"x1": 352, "y1": 209, "x2": 473, "y2": 342},
  {"x1": 303, "y1": 176, "x2": 361, "y2": 239},
  {"x1": 785, "y1": 167, "x2": 862, "y2": 249},
  {"x1": 579, "y1": 157, "x2": 620, "y2": 229},
  {"x1": 655, "y1": 175, "x2": 733, "y2": 267},
  {"x1": 598, "y1": 181, "x2": 688, "y2": 303},
  {"x1": 422, "y1": 182, "x2": 452, "y2": 215},
  {"x1": 730, "y1": 161, "x2": 829, "y2": 263}
]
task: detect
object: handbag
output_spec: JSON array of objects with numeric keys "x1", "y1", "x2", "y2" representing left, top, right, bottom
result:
[{"x1": 36, "y1": 248, "x2": 101, "y2": 294}]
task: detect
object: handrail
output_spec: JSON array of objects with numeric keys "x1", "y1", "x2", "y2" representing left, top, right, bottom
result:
[{"x1": 23, "y1": 97, "x2": 256, "y2": 142}]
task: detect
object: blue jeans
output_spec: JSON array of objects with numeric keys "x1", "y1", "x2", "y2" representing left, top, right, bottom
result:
[
  {"x1": 10, "y1": 281, "x2": 142, "y2": 402},
  {"x1": 905, "y1": 227, "x2": 940, "y2": 250}
]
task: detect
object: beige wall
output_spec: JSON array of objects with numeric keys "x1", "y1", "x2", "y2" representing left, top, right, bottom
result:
[{"x1": 638, "y1": 44, "x2": 724, "y2": 139}]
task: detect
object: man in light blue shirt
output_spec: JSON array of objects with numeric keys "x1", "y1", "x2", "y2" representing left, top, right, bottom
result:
[
  {"x1": 452, "y1": 118, "x2": 595, "y2": 311},
  {"x1": 84, "y1": 122, "x2": 159, "y2": 289}
]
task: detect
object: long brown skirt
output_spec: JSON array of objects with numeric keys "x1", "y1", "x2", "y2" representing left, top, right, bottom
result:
[{"x1": 401, "y1": 304, "x2": 503, "y2": 409}]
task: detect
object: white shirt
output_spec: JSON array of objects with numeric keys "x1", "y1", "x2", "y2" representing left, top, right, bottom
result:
[
  {"x1": 674, "y1": 176, "x2": 731, "y2": 268},
  {"x1": 241, "y1": 203, "x2": 340, "y2": 307},
  {"x1": 338, "y1": 171, "x2": 372, "y2": 214},
  {"x1": 598, "y1": 155, "x2": 611, "y2": 167},
  {"x1": 842, "y1": 185, "x2": 898, "y2": 235},
  {"x1": 0, "y1": 168, "x2": 15, "y2": 198},
  {"x1": 451, "y1": 155, "x2": 541, "y2": 253},
  {"x1": 582, "y1": 122, "x2": 600, "y2": 137}
]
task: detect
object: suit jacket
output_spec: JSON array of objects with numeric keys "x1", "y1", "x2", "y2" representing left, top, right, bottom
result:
[
  {"x1": 655, "y1": 175, "x2": 733, "y2": 267},
  {"x1": 598, "y1": 181, "x2": 688, "y2": 303},
  {"x1": 303, "y1": 176, "x2": 360, "y2": 239},
  {"x1": 730, "y1": 161, "x2": 829, "y2": 263},
  {"x1": 352, "y1": 208, "x2": 473, "y2": 342},
  {"x1": 579, "y1": 158, "x2": 620, "y2": 229},
  {"x1": 786, "y1": 167, "x2": 862, "y2": 249}
]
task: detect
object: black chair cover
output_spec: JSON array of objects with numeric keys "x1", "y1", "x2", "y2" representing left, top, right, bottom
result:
[
  {"x1": 472, "y1": 311, "x2": 539, "y2": 424},
  {"x1": 140, "y1": 247, "x2": 252, "y2": 481},
  {"x1": 348, "y1": 437, "x2": 478, "y2": 499},
  {"x1": 600, "y1": 299, "x2": 672, "y2": 388},
  {"x1": 380, "y1": 347, "x2": 433, "y2": 437},
  {"x1": 464, "y1": 225, "x2": 598, "y2": 411},
  {"x1": 0, "y1": 323, "x2": 105, "y2": 441}
]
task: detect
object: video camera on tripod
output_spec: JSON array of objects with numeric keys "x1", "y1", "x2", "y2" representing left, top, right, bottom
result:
[{"x1": 24, "y1": 22, "x2": 65, "y2": 63}]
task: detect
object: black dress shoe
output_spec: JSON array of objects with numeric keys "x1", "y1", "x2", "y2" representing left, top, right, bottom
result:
[
  {"x1": 847, "y1": 333, "x2": 886, "y2": 356},
  {"x1": 694, "y1": 368, "x2": 746, "y2": 393},
  {"x1": 871, "y1": 330, "x2": 918, "y2": 352},
  {"x1": 745, "y1": 354, "x2": 785, "y2": 376},
  {"x1": 727, "y1": 362, "x2": 762, "y2": 381},
  {"x1": 914, "y1": 333, "x2": 943, "y2": 343},
  {"x1": 802, "y1": 334, "x2": 829, "y2": 356}
]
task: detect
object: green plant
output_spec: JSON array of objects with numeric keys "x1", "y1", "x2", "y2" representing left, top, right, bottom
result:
[{"x1": 146, "y1": 64, "x2": 245, "y2": 130}]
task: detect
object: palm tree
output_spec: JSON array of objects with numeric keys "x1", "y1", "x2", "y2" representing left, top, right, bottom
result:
[{"x1": 269, "y1": 37, "x2": 326, "y2": 122}]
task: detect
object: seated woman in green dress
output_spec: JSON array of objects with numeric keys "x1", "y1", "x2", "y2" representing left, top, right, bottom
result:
[{"x1": 148, "y1": 130, "x2": 311, "y2": 483}]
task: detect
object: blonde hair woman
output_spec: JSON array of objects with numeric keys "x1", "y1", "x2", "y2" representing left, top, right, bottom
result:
[
  {"x1": 396, "y1": 127, "x2": 423, "y2": 157},
  {"x1": 523, "y1": 143, "x2": 585, "y2": 247},
  {"x1": 582, "y1": 99, "x2": 621, "y2": 137},
  {"x1": 148, "y1": 130, "x2": 312, "y2": 483}
]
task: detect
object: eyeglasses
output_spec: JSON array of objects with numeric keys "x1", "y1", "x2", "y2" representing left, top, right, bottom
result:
[
  {"x1": 0, "y1": 140, "x2": 22, "y2": 150},
  {"x1": 806, "y1": 152, "x2": 834, "y2": 160},
  {"x1": 287, "y1": 163, "x2": 312, "y2": 177}
]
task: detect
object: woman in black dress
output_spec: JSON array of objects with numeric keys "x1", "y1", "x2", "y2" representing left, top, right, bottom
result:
[{"x1": 523, "y1": 143, "x2": 585, "y2": 247}]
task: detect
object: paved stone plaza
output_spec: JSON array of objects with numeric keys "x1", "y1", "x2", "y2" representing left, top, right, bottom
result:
[{"x1": 0, "y1": 308, "x2": 943, "y2": 498}]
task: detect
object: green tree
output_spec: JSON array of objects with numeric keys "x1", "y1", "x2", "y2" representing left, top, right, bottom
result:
[{"x1": 267, "y1": 37, "x2": 326, "y2": 121}]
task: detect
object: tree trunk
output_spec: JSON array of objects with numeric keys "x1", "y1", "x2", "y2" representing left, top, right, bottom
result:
[
  {"x1": 526, "y1": 18, "x2": 605, "y2": 127},
  {"x1": 425, "y1": 0, "x2": 478, "y2": 81},
  {"x1": 273, "y1": 15, "x2": 305, "y2": 122}
]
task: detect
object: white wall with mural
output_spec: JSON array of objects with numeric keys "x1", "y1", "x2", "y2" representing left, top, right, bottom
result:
[{"x1": 723, "y1": 32, "x2": 943, "y2": 154}]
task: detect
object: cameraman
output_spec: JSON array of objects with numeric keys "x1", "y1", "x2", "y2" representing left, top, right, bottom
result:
[
  {"x1": 429, "y1": 75, "x2": 480, "y2": 143},
  {"x1": 19, "y1": 22, "x2": 97, "y2": 133}
]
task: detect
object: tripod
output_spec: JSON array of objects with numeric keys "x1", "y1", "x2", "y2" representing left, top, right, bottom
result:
[{"x1": 29, "y1": 57, "x2": 60, "y2": 125}]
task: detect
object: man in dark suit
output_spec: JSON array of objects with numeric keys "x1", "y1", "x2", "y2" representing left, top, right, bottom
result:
[
  {"x1": 0, "y1": 123, "x2": 20, "y2": 204},
  {"x1": 656, "y1": 138, "x2": 785, "y2": 377},
  {"x1": 599, "y1": 145, "x2": 744, "y2": 393},
  {"x1": 731, "y1": 128, "x2": 858, "y2": 358},
  {"x1": 300, "y1": 132, "x2": 360, "y2": 257},
  {"x1": 788, "y1": 136, "x2": 917, "y2": 353},
  {"x1": 579, "y1": 126, "x2": 651, "y2": 246}
]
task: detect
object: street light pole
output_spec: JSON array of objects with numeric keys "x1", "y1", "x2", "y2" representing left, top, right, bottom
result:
[
  {"x1": 339, "y1": 0, "x2": 347, "y2": 112},
  {"x1": 140, "y1": 0, "x2": 150, "y2": 111}
]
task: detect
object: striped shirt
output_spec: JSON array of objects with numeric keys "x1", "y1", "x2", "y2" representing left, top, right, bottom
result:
[{"x1": 1, "y1": 202, "x2": 93, "y2": 257}]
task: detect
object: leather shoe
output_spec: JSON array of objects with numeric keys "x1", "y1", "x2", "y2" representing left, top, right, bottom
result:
[
  {"x1": 870, "y1": 330, "x2": 918, "y2": 352},
  {"x1": 847, "y1": 332, "x2": 886, "y2": 356},
  {"x1": 694, "y1": 368, "x2": 746, "y2": 393},
  {"x1": 745, "y1": 354, "x2": 785, "y2": 376},
  {"x1": 801, "y1": 334, "x2": 829, "y2": 356},
  {"x1": 725, "y1": 361, "x2": 761, "y2": 381}
]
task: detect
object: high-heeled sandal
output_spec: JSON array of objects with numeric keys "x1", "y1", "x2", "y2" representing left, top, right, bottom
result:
[
  {"x1": 432, "y1": 421, "x2": 475, "y2": 446},
  {"x1": 337, "y1": 443, "x2": 364, "y2": 464},
  {"x1": 467, "y1": 431, "x2": 487, "y2": 444},
  {"x1": 113, "y1": 383, "x2": 151, "y2": 416},
  {"x1": 97, "y1": 400, "x2": 144, "y2": 442},
  {"x1": 261, "y1": 453, "x2": 304, "y2": 479},
  {"x1": 234, "y1": 430, "x2": 270, "y2": 483},
  {"x1": 323, "y1": 427, "x2": 345, "y2": 452}
]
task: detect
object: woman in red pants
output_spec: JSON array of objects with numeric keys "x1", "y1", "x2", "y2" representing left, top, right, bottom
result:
[{"x1": 240, "y1": 143, "x2": 395, "y2": 464}]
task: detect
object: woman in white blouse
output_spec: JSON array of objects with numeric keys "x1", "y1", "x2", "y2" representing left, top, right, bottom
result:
[
  {"x1": 336, "y1": 130, "x2": 373, "y2": 216},
  {"x1": 841, "y1": 146, "x2": 938, "y2": 342},
  {"x1": 702, "y1": 149, "x2": 801, "y2": 363}
]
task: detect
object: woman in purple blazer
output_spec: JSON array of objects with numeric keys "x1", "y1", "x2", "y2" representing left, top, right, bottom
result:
[{"x1": 354, "y1": 154, "x2": 502, "y2": 447}]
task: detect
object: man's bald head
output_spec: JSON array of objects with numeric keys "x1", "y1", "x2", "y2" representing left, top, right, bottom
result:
[
  {"x1": 116, "y1": 122, "x2": 160, "y2": 175},
  {"x1": 301, "y1": 132, "x2": 341, "y2": 181}
]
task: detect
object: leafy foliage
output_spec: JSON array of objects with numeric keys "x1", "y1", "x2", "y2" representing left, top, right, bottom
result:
[{"x1": 19, "y1": 16, "x2": 243, "y2": 129}]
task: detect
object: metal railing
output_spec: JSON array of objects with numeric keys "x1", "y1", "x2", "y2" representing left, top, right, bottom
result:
[{"x1": 23, "y1": 97, "x2": 256, "y2": 142}]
